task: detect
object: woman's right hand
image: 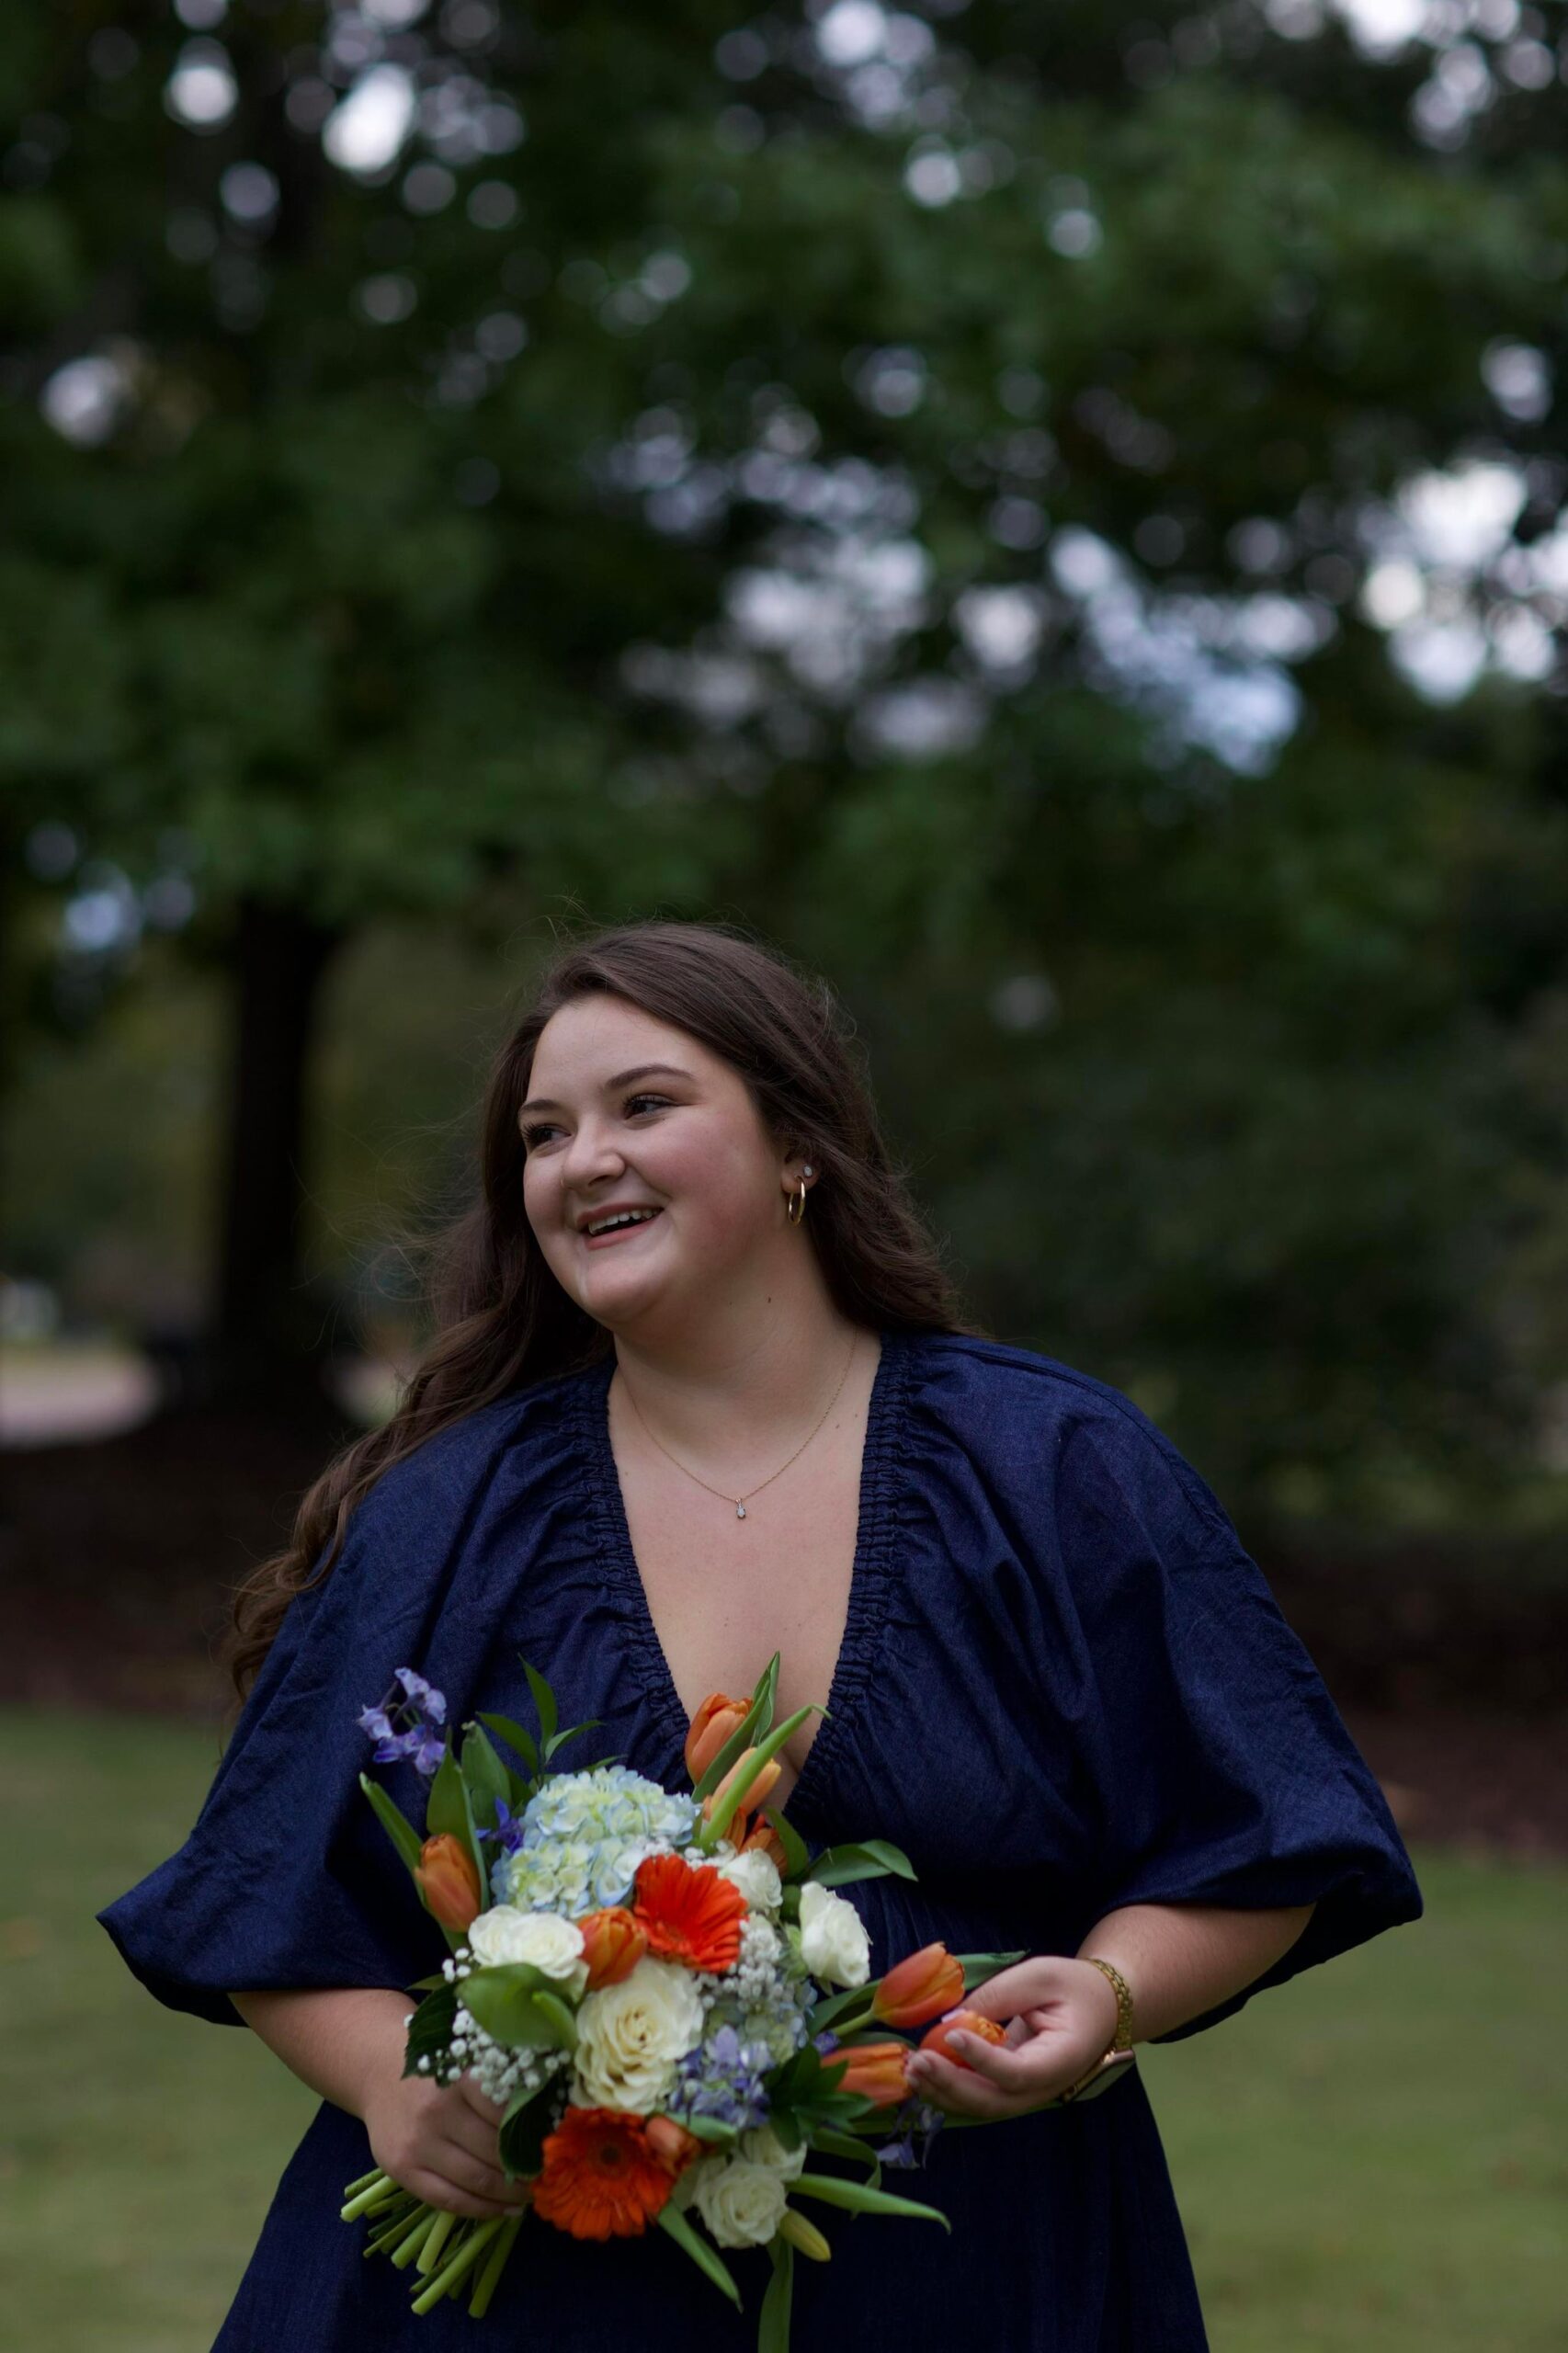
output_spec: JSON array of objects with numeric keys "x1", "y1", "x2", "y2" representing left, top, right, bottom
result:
[{"x1": 359, "y1": 2066, "x2": 535, "y2": 2220}]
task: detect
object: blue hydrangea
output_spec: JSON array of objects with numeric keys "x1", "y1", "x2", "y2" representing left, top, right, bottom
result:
[{"x1": 494, "y1": 1766, "x2": 699, "y2": 1915}]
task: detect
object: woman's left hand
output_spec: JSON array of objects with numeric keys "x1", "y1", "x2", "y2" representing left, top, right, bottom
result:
[{"x1": 903, "y1": 1954, "x2": 1121, "y2": 2121}]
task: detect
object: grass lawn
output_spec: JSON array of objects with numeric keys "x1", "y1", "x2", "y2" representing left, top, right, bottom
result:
[{"x1": 2, "y1": 1707, "x2": 1562, "y2": 2350}]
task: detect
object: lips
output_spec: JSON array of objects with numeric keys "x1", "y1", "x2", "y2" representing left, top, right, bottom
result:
[{"x1": 580, "y1": 1208, "x2": 664, "y2": 1250}]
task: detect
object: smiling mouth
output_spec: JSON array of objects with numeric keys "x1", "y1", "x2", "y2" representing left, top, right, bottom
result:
[{"x1": 581, "y1": 1209, "x2": 664, "y2": 1245}]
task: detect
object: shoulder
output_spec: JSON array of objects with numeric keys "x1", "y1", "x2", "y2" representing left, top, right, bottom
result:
[
  {"x1": 334, "y1": 1362, "x2": 597, "y2": 1564},
  {"x1": 899, "y1": 1330, "x2": 1236, "y2": 1556}
]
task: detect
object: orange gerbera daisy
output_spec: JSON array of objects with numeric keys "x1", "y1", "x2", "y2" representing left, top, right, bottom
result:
[
  {"x1": 531, "y1": 2107, "x2": 675, "y2": 2240},
  {"x1": 632, "y1": 1851, "x2": 747, "y2": 1973}
]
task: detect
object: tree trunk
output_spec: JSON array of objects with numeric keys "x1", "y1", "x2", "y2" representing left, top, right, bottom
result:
[{"x1": 205, "y1": 896, "x2": 347, "y2": 1411}]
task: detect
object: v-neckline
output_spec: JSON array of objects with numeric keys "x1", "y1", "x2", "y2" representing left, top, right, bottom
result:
[{"x1": 578, "y1": 1329, "x2": 911, "y2": 1831}]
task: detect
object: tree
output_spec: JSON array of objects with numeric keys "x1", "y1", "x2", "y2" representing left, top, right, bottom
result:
[{"x1": 4, "y1": 2, "x2": 1565, "y2": 1504}]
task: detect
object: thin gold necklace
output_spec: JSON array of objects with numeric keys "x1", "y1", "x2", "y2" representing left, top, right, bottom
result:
[{"x1": 617, "y1": 1336, "x2": 858, "y2": 1520}]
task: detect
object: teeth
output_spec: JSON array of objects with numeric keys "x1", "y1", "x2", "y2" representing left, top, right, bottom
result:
[{"x1": 585, "y1": 1210, "x2": 658, "y2": 1236}]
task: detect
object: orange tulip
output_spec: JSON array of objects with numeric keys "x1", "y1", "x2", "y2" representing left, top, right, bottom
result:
[
  {"x1": 576, "y1": 1906, "x2": 648, "y2": 1990},
  {"x1": 684, "y1": 1692, "x2": 750, "y2": 1785},
  {"x1": 870, "y1": 1942, "x2": 965, "y2": 2031},
  {"x1": 415, "y1": 1834, "x2": 481, "y2": 1932},
  {"x1": 833, "y1": 2040, "x2": 912, "y2": 2109},
  {"x1": 737, "y1": 1817, "x2": 788, "y2": 1870},
  {"x1": 700, "y1": 1747, "x2": 782, "y2": 1836},
  {"x1": 917, "y1": 2009, "x2": 1008, "y2": 2070},
  {"x1": 644, "y1": 2115, "x2": 705, "y2": 2177}
]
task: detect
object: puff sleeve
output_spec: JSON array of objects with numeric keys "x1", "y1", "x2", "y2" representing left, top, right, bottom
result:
[
  {"x1": 97, "y1": 1488, "x2": 445, "y2": 2027},
  {"x1": 1056, "y1": 1408, "x2": 1424, "y2": 2041}
]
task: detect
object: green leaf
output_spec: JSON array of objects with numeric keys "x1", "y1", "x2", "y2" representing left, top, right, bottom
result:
[
  {"x1": 805, "y1": 1838, "x2": 917, "y2": 1889},
  {"x1": 406, "y1": 1972, "x2": 450, "y2": 1993},
  {"x1": 426, "y1": 1745, "x2": 467, "y2": 1841},
  {"x1": 458, "y1": 1758, "x2": 490, "y2": 1910},
  {"x1": 358, "y1": 1773, "x2": 425, "y2": 1876},
  {"x1": 477, "y1": 1711, "x2": 540, "y2": 1779},
  {"x1": 790, "y1": 2173, "x2": 951, "y2": 2229},
  {"x1": 460, "y1": 1723, "x2": 511, "y2": 1836},
  {"x1": 497, "y1": 2082, "x2": 555, "y2": 2180},
  {"x1": 541, "y1": 1717, "x2": 604, "y2": 1763},
  {"x1": 759, "y1": 1806, "x2": 811, "y2": 1880},
  {"x1": 528, "y1": 1989, "x2": 579, "y2": 2052},
  {"x1": 458, "y1": 1963, "x2": 569, "y2": 2050},
  {"x1": 810, "y1": 2128, "x2": 882, "y2": 2186},
  {"x1": 759, "y1": 2235, "x2": 794, "y2": 2353},
  {"x1": 676, "y1": 2114, "x2": 739, "y2": 2146},
  {"x1": 806, "y1": 1983, "x2": 873, "y2": 2036},
  {"x1": 520, "y1": 1654, "x2": 559, "y2": 1747},
  {"x1": 655, "y1": 2204, "x2": 742, "y2": 2308},
  {"x1": 957, "y1": 1949, "x2": 1028, "y2": 1993},
  {"x1": 401, "y1": 1983, "x2": 457, "y2": 2076}
]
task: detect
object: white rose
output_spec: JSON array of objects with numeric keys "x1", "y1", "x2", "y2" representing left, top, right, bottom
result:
[
  {"x1": 737, "y1": 2123, "x2": 806, "y2": 2180},
  {"x1": 714, "y1": 1849, "x2": 783, "y2": 1915},
  {"x1": 797, "y1": 1881, "x2": 870, "y2": 1989},
  {"x1": 467, "y1": 1906, "x2": 588, "y2": 1994},
  {"x1": 687, "y1": 2154, "x2": 790, "y2": 2248},
  {"x1": 572, "y1": 1957, "x2": 704, "y2": 2112}
]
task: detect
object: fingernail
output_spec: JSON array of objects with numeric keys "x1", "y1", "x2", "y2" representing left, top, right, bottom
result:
[{"x1": 948, "y1": 2031, "x2": 970, "y2": 2052}]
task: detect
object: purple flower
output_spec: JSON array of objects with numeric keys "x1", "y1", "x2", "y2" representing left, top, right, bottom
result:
[
  {"x1": 674, "y1": 2025, "x2": 773, "y2": 2131},
  {"x1": 395, "y1": 1667, "x2": 447, "y2": 1724},
  {"x1": 477, "y1": 1797, "x2": 527, "y2": 1854},
  {"x1": 875, "y1": 2099, "x2": 945, "y2": 2167},
  {"x1": 358, "y1": 1671, "x2": 449, "y2": 1777},
  {"x1": 812, "y1": 2029, "x2": 840, "y2": 2058}
]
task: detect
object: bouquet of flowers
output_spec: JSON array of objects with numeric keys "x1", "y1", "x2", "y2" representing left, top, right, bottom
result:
[{"x1": 340, "y1": 1653, "x2": 1028, "y2": 2343}]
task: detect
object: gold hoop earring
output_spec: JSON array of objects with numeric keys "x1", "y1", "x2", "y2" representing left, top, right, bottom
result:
[{"x1": 787, "y1": 1167, "x2": 811, "y2": 1224}]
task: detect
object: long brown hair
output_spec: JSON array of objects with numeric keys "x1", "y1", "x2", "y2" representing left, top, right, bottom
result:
[{"x1": 222, "y1": 918, "x2": 982, "y2": 1707}]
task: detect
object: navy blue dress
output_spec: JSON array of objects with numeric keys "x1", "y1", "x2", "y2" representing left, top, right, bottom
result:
[{"x1": 99, "y1": 1331, "x2": 1422, "y2": 2350}]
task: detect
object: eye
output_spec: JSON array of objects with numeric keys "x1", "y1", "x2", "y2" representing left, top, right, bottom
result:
[{"x1": 517, "y1": 1086, "x2": 664, "y2": 1153}]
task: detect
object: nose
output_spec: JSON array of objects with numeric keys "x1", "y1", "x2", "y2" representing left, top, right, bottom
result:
[{"x1": 557, "y1": 1109, "x2": 628, "y2": 1197}]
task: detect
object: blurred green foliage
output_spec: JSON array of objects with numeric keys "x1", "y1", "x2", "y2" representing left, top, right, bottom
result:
[{"x1": 4, "y1": 3, "x2": 1568, "y2": 1517}]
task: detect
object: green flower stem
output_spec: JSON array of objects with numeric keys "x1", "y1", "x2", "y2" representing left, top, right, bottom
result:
[
  {"x1": 467, "y1": 2211, "x2": 526, "y2": 2318},
  {"x1": 340, "y1": 2171, "x2": 395, "y2": 2221},
  {"x1": 381, "y1": 2205, "x2": 441, "y2": 2260},
  {"x1": 362, "y1": 2201, "x2": 422, "y2": 2256},
  {"x1": 410, "y1": 2217, "x2": 504, "y2": 2314},
  {"x1": 415, "y1": 2210, "x2": 459, "y2": 2275},
  {"x1": 390, "y1": 2209, "x2": 446, "y2": 2270},
  {"x1": 342, "y1": 2166, "x2": 384, "y2": 2198}
]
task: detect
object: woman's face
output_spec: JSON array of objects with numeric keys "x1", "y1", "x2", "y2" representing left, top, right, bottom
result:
[{"x1": 519, "y1": 994, "x2": 804, "y2": 1335}]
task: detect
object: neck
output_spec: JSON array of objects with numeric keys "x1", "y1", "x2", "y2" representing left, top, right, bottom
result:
[{"x1": 609, "y1": 1283, "x2": 868, "y2": 1464}]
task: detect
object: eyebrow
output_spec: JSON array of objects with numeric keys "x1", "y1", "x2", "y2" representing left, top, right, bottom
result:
[{"x1": 517, "y1": 1063, "x2": 695, "y2": 1118}]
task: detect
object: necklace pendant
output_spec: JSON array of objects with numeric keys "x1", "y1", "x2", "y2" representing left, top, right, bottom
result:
[{"x1": 735, "y1": 1502, "x2": 747, "y2": 1519}]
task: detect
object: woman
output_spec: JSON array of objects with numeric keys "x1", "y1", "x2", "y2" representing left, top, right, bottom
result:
[{"x1": 100, "y1": 918, "x2": 1422, "y2": 2349}]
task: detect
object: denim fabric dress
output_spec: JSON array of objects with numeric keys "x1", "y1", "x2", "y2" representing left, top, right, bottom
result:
[{"x1": 99, "y1": 1330, "x2": 1423, "y2": 2349}]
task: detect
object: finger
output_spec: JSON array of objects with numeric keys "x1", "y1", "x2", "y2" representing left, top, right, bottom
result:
[
  {"x1": 455, "y1": 2075, "x2": 507, "y2": 2126},
  {"x1": 403, "y1": 2166, "x2": 517, "y2": 2221},
  {"x1": 436, "y1": 2137, "x2": 531, "y2": 2208},
  {"x1": 935, "y1": 2031, "x2": 1035, "y2": 2092},
  {"x1": 445, "y1": 2107, "x2": 517, "y2": 2173},
  {"x1": 906, "y1": 2050, "x2": 1027, "y2": 2121}
]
